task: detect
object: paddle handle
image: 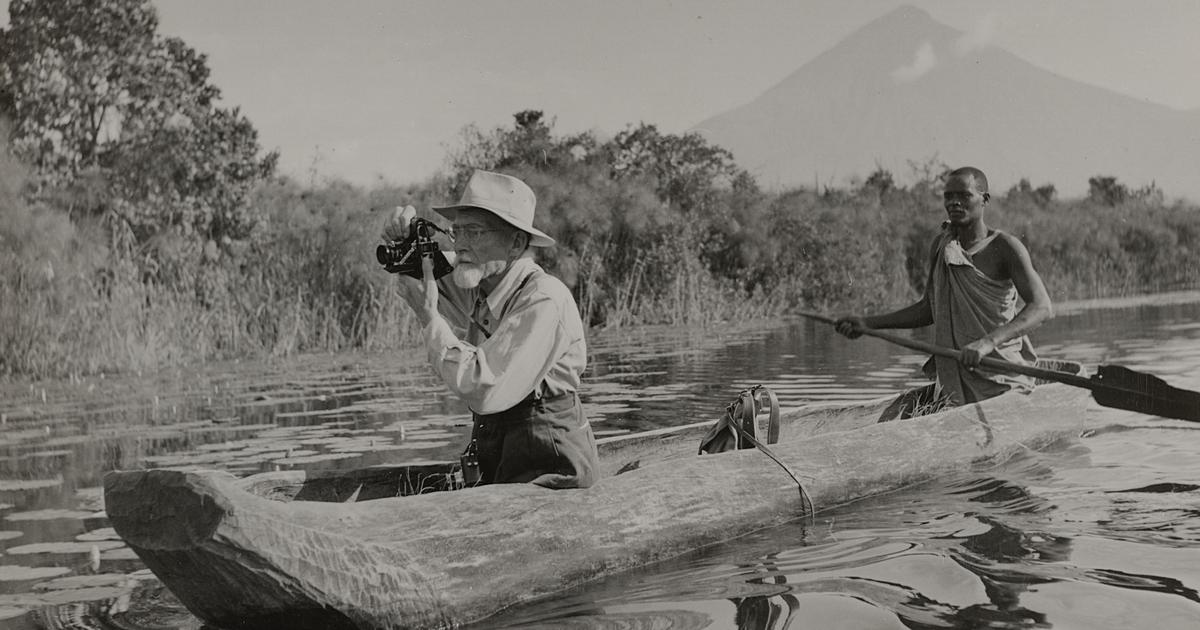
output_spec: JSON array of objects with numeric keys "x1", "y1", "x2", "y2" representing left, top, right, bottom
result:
[{"x1": 798, "y1": 312, "x2": 1099, "y2": 391}]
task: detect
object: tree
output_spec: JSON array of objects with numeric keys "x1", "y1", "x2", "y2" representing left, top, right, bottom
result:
[
  {"x1": 445, "y1": 110, "x2": 597, "y2": 190},
  {"x1": 861, "y1": 166, "x2": 896, "y2": 199},
  {"x1": 1005, "y1": 177, "x2": 1056, "y2": 206},
  {"x1": 906, "y1": 154, "x2": 951, "y2": 198},
  {"x1": 1033, "y1": 182, "x2": 1057, "y2": 205},
  {"x1": 1130, "y1": 181, "x2": 1164, "y2": 206},
  {"x1": 607, "y1": 123, "x2": 745, "y2": 213},
  {"x1": 0, "y1": 0, "x2": 277, "y2": 248},
  {"x1": 612, "y1": 125, "x2": 737, "y2": 208},
  {"x1": 1088, "y1": 176, "x2": 1129, "y2": 206}
]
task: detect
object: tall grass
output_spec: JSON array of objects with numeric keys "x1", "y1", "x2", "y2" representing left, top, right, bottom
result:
[
  {"x1": 0, "y1": 147, "x2": 425, "y2": 376},
  {"x1": 3, "y1": 152, "x2": 1198, "y2": 380}
]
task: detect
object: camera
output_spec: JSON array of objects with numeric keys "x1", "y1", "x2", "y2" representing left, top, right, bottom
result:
[{"x1": 376, "y1": 217, "x2": 453, "y2": 280}]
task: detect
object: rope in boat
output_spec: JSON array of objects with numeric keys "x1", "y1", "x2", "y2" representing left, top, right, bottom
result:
[
  {"x1": 729, "y1": 418, "x2": 814, "y2": 517},
  {"x1": 714, "y1": 385, "x2": 814, "y2": 518}
]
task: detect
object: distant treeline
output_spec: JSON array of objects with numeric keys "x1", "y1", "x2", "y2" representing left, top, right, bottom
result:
[{"x1": 2, "y1": 1, "x2": 1198, "y2": 379}]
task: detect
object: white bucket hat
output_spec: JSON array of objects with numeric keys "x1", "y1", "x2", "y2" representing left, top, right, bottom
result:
[{"x1": 432, "y1": 170, "x2": 555, "y2": 247}]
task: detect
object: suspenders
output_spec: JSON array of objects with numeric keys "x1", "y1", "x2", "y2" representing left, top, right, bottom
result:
[
  {"x1": 468, "y1": 269, "x2": 547, "y2": 402},
  {"x1": 469, "y1": 269, "x2": 540, "y2": 342}
]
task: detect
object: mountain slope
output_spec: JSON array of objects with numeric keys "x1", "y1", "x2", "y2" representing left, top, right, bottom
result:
[{"x1": 694, "y1": 5, "x2": 1200, "y2": 201}]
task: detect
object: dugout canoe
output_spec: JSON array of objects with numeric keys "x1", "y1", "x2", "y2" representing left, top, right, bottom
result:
[{"x1": 104, "y1": 375, "x2": 1092, "y2": 630}]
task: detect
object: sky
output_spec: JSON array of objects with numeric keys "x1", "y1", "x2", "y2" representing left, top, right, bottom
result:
[{"x1": 4, "y1": 1, "x2": 1199, "y2": 187}]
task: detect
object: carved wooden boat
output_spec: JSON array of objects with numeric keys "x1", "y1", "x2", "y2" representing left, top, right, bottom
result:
[{"x1": 104, "y1": 373, "x2": 1091, "y2": 630}]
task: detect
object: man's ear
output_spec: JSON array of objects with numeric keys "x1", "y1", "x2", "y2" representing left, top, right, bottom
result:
[
  {"x1": 509, "y1": 230, "x2": 531, "y2": 255},
  {"x1": 982, "y1": 192, "x2": 991, "y2": 203}
]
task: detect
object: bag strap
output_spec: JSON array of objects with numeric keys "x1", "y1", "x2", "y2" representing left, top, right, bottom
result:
[
  {"x1": 736, "y1": 389, "x2": 755, "y2": 448},
  {"x1": 698, "y1": 385, "x2": 784, "y2": 454},
  {"x1": 716, "y1": 384, "x2": 811, "y2": 514},
  {"x1": 758, "y1": 386, "x2": 780, "y2": 445},
  {"x1": 729, "y1": 385, "x2": 782, "y2": 448}
]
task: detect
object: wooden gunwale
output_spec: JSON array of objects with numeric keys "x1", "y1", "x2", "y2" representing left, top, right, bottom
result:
[
  {"x1": 241, "y1": 395, "x2": 895, "y2": 503},
  {"x1": 105, "y1": 380, "x2": 1093, "y2": 630}
]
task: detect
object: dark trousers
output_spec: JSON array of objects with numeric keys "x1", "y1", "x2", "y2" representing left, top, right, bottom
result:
[{"x1": 470, "y1": 393, "x2": 599, "y2": 489}]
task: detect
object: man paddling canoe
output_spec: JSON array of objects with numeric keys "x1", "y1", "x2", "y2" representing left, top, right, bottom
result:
[
  {"x1": 835, "y1": 166, "x2": 1054, "y2": 408},
  {"x1": 383, "y1": 170, "x2": 599, "y2": 488}
]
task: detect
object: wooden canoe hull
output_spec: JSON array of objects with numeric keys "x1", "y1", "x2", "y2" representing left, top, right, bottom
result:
[{"x1": 104, "y1": 385, "x2": 1090, "y2": 630}]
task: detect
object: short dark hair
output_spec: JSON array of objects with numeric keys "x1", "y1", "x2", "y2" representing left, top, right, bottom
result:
[{"x1": 948, "y1": 166, "x2": 988, "y2": 194}]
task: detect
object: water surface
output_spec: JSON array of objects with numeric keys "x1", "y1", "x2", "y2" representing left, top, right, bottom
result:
[{"x1": 0, "y1": 292, "x2": 1198, "y2": 629}]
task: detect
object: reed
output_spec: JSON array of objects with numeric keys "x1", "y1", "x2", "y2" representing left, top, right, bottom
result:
[{"x1": 3, "y1": 167, "x2": 1198, "y2": 380}]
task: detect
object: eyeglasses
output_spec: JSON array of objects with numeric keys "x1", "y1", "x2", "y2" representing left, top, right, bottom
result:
[{"x1": 448, "y1": 225, "x2": 504, "y2": 242}]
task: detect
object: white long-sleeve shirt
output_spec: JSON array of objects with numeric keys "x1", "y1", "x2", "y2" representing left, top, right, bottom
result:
[{"x1": 423, "y1": 256, "x2": 588, "y2": 415}]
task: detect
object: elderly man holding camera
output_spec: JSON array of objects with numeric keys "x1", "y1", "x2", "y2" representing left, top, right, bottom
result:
[{"x1": 381, "y1": 170, "x2": 599, "y2": 489}]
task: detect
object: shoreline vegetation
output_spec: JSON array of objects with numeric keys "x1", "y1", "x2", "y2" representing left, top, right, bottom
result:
[
  {"x1": 2, "y1": 4, "x2": 1198, "y2": 381},
  {"x1": 4, "y1": 114, "x2": 1198, "y2": 381}
]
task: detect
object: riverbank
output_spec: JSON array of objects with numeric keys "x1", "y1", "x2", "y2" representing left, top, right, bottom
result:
[{"x1": 5, "y1": 122, "x2": 1199, "y2": 380}]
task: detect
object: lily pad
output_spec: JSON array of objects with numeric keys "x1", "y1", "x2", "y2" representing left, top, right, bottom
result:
[
  {"x1": 330, "y1": 444, "x2": 403, "y2": 453},
  {"x1": 274, "y1": 409, "x2": 335, "y2": 419},
  {"x1": 75, "y1": 528, "x2": 120, "y2": 542},
  {"x1": 5, "y1": 509, "x2": 94, "y2": 521},
  {"x1": 253, "y1": 427, "x2": 305, "y2": 439},
  {"x1": 39, "y1": 585, "x2": 136, "y2": 605},
  {"x1": 298, "y1": 436, "x2": 354, "y2": 447},
  {"x1": 6, "y1": 540, "x2": 125, "y2": 555},
  {"x1": 241, "y1": 442, "x2": 304, "y2": 453},
  {"x1": 0, "y1": 593, "x2": 47, "y2": 606},
  {"x1": 128, "y1": 568, "x2": 156, "y2": 581},
  {"x1": 196, "y1": 440, "x2": 253, "y2": 452},
  {"x1": 396, "y1": 441, "x2": 451, "y2": 450},
  {"x1": 25, "y1": 449, "x2": 74, "y2": 459},
  {"x1": 402, "y1": 429, "x2": 458, "y2": 440},
  {"x1": 412, "y1": 413, "x2": 473, "y2": 427},
  {"x1": 0, "y1": 477, "x2": 62, "y2": 492},
  {"x1": 271, "y1": 452, "x2": 359, "y2": 465},
  {"x1": 101, "y1": 547, "x2": 141, "y2": 561},
  {"x1": 0, "y1": 565, "x2": 71, "y2": 581},
  {"x1": 74, "y1": 485, "x2": 105, "y2": 505},
  {"x1": 34, "y1": 573, "x2": 133, "y2": 591},
  {"x1": 230, "y1": 451, "x2": 287, "y2": 464},
  {"x1": 273, "y1": 449, "x2": 319, "y2": 460},
  {"x1": 142, "y1": 452, "x2": 242, "y2": 467}
]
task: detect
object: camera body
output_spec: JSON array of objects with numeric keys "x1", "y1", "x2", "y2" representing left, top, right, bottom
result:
[{"x1": 376, "y1": 217, "x2": 453, "y2": 280}]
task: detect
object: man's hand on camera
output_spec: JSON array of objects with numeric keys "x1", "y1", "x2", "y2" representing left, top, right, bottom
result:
[
  {"x1": 382, "y1": 205, "x2": 417, "y2": 242},
  {"x1": 397, "y1": 255, "x2": 439, "y2": 327}
]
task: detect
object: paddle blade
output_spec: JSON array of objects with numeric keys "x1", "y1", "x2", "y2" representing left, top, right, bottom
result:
[{"x1": 1092, "y1": 365, "x2": 1200, "y2": 422}]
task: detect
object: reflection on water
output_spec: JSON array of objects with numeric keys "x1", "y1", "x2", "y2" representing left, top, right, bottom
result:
[
  {"x1": 496, "y1": 431, "x2": 1200, "y2": 630},
  {"x1": 0, "y1": 292, "x2": 1198, "y2": 629}
]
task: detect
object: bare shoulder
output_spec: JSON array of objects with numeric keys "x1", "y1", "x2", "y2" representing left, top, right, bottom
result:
[
  {"x1": 992, "y1": 230, "x2": 1051, "y2": 305},
  {"x1": 993, "y1": 231, "x2": 1034, "y2": 262}
]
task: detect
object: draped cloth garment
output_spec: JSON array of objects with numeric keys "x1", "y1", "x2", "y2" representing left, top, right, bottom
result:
[{"x1": 925, "y1": 229, "x2": 1037, "y2": 405}]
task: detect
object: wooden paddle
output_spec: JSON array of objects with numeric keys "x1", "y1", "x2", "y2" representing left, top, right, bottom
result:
[{"x1": 799, "y1": 312, "x2": 1200, "y2": 422}]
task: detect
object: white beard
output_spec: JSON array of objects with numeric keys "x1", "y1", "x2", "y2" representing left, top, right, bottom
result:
[{"x1": 451, "y1": 260, "x2": 508, "y2": 289}]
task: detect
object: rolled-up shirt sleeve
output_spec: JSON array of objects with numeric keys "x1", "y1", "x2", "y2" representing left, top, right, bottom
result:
[{"x1": 424, "y1": 291, "x2": 562, "y2": 414}]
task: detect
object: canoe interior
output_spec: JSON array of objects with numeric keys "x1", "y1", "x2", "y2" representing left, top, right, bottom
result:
[
  {"x1": 242, "y1": 358, "x2": 1084, "y2": 504},
  {"x1": 242, "y1": 462, "x2": 462, "y2": 502},
  {"x1": 239, "y1": 396, "x2": 890, "y2": 503}
]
